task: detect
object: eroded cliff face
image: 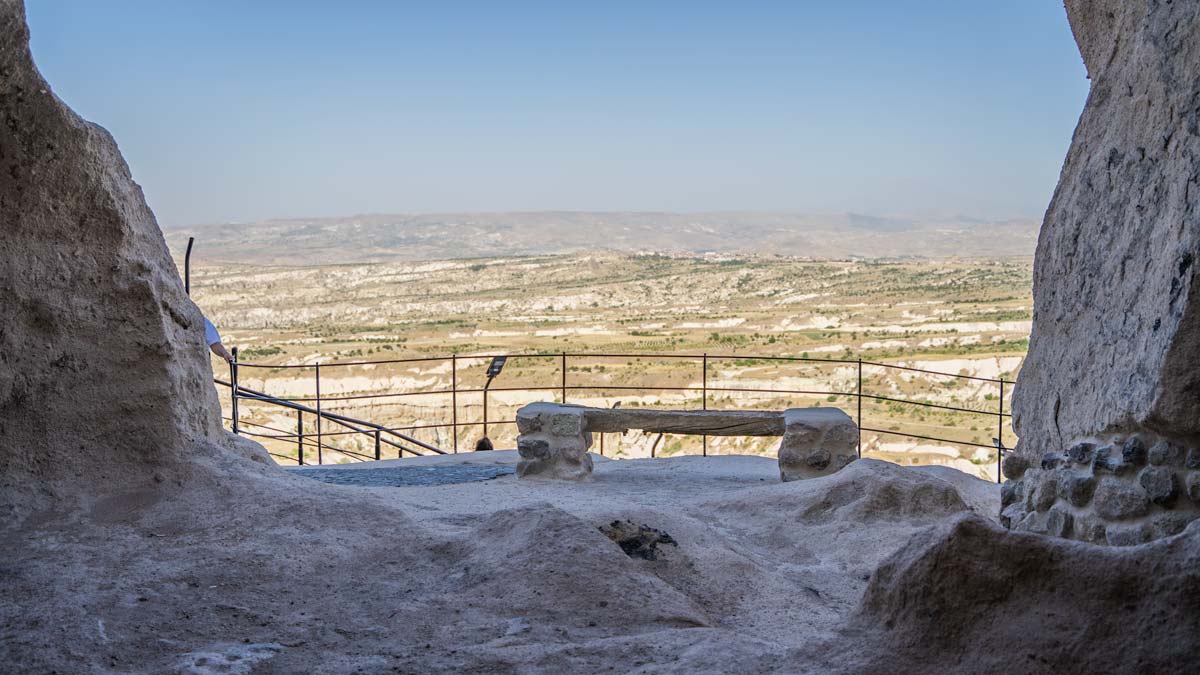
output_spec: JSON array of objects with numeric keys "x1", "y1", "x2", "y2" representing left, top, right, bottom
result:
[
  {"x1": 1008, "y1": 0, "x2": 1200, "y2": 543},
  {"x1": 0, "y1": 0, "x2": 262, "y2": 517}
]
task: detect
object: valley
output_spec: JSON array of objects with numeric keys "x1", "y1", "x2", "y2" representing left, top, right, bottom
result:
[{"x1": 183, "y1": 250, "x2": 1032, "y2": 480}]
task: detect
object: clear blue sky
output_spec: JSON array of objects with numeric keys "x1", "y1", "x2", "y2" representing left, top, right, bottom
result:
[{"x1": 26, "y1": 1, "x2": 1088, "y2": 228}]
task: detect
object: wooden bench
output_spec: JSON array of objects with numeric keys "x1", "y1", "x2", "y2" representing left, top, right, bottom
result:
[{"x1": 514, "y1": 403, "x2": 859, "y2": 481}]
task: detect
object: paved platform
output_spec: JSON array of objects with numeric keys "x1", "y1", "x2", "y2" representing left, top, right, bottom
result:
[{"x1": 287, "y1": 464, "x2": 515, "y2": 487}]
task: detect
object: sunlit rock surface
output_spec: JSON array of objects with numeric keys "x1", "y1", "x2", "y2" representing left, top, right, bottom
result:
[
  {"x1": 1010, "y1": 0, "x2": 1200, "y2": 542},
  {"x1": 0, "y1": 0, "x2": 276, "y2": 519}
]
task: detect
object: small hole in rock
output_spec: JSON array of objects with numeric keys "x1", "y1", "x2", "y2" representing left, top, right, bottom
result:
[{"x1": 598, "y1": 520, "x2": 678, "y2": 561}]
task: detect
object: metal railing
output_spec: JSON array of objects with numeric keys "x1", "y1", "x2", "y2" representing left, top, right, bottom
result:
[{"x1": 216, "y1": 350, "x2": 1013, "y2": 481}]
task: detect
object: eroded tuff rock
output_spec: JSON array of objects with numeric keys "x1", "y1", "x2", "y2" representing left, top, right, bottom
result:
[
  {"x1": 776, "y1": 408, "x2": 859, "y2": 481},
  {"x1": 847, "y1": 515, "x2": 1200, "y2": 674},
  {"x1": 1008, "y1": 0, "x2": 1200, "y2": 542},
  {"x1": 0, "y1": 0, "x2": 269, "y2": 518}
]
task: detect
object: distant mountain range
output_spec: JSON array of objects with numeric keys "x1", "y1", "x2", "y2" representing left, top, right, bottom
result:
[{"x1": 164, "y1": 211, "x2": 1039, "y2": 263}]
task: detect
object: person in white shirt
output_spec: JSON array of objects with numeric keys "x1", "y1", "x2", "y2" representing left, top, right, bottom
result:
[{"x1": 203, "y1": 316, "x2": 234, "y2": 364}]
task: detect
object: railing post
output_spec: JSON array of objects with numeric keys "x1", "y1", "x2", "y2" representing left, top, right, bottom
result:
[
  {"x1": 702, "y1": 353, "x2": 708, "y2": 457},
  {"x1": 296, "y1": 410, "x2": 304, "y2": 466},
  {"x1": 451, "y1": 355, "x2": 458, "y2": 453},
  {"x1": 375, "y1": 429, "x2": 382, "y2": 461},
  {"x1": 997, "y1": 379, "x2": 1005, "y2": 484},
  {"x1": 315, "y1": 362, "x2": 323, "y2": 465},
  {"x1": 184, "y1": 236, "x2": 194, "y2": 296},
  {"x1": 230, "y1": 347, "x2": 239, "y2": 436},
  {"x1": 561, "y1": 352, "x2": 567, "y2": 404},
  {"x1": 856, "y1": 358, "x2": 863, "y2": 458}
]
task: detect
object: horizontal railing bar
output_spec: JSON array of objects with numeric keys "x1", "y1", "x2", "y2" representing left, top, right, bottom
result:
[
  {"x1": 230, "y1": 351, "x2": 1010, "y2": 384},
  {"x1": 234, "y1": 387, "x2": 467, "y2": 403},
  {"x1": 555, "y1": 352, "x2": 859, "y2": 365},
  {"x1": 860, "y1": 426, "x2": 999, "y2": 450},
  {"x1": 228, "y1": 418, "x2": 1003, "y2": 460},
  {"x1": 216, "y1": 379, "x2": 446, "y2": 455},
  {"x1": 238, "y1": 431, "x2": 297, "y2": 440},
  {"x1": 219, "y1": 422, "x2": 383, "y2": 464},
  {"x1": 857, "y1": 392, "x2": 1013, "y2": 417},
  {"x1": 858, "y1": 359, "x2": 1009, "y2": 384},
  {"x1": 234, "y1": 355, "x2": 456, "y2": 369},
  {"x1": 325, "y1": 413, "x2": 429, "y2": 457},
  {"x1": 233, "y1": 384, "x2": 1011, "y2": 418},
  {"x1": 253, "y1": 422, "x2": 997, "y2": 456},
  {"x1": 234, "y1": 429, "x2": 376, "y2": 461},
  {"x1": 219, "y1": 350, "x2": 1020, "y2": 466},
  {"x1": 225, "y1": 413, "x2": 1008, "y2": 441},
  {"x1": 223, "y1": 414, "x2": 462, "y2": 438},
  {"x1": 220, "y1": 416, "x2": 296, "y2": 436}
]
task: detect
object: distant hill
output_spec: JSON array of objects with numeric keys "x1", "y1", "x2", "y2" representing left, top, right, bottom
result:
[{"x1": 164, "y1": 211, "x2": 1039, "y2": 263}]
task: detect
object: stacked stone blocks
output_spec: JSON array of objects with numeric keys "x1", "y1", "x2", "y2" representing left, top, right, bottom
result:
[{"x1": 1002, "y1": 434, "x2": 1200, "y2": 545}]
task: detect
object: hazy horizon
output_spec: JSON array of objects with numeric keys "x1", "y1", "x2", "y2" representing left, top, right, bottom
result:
[
  {"x1": 27, "y1": 2, "x2": 1087, "y2": 229},
  {"x1": 163, "y1": 207, "x2": 1039, "y2": 231}
]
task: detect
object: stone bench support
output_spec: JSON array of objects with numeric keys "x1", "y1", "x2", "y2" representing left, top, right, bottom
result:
[{"x1": 514, "y1": 403, "x2": 858, "y2": 481}]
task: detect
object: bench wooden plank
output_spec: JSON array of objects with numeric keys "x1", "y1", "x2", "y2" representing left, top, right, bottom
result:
[{"x1": 582, "y1": 408, "x2": 785, "y2": 436}]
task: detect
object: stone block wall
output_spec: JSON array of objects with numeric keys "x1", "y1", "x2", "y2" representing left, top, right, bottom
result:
[
  {"x1": 1002, "y1": 433, "x2": 1200, "y2": 545},
  {"x1": 514, "y1": 404, "x2": 595, "y2": 480}
]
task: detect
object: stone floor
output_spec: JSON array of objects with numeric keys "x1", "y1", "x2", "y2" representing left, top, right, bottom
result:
[{"x1": 286, "y1": 465, "x2": 515, "y2": 487}]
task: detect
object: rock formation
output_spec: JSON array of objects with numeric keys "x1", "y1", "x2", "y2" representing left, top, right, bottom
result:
[
  {"x1": 846, "y1": 514, "x2": 1200, "y2": 674},
  {"x1": 0, "y1": 0, "x2": 274, "y2": 520},
  {"x1": 837, "y1": 3, "x2": 1200, "y2": 668},
  {"x1": 515, "y1": 403, "x2": 596, "y2": 479},
  {"x1": 1008, "y1": 0, "x2": 1200, "y2": 542},
  {"x1": 776, "y1": 408, "x2": 859, "y2": 481}
]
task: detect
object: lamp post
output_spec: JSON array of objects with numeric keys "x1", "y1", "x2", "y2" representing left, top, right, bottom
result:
[{"x1": 478, "y1": 356, "x2": 508, "y2": 451}]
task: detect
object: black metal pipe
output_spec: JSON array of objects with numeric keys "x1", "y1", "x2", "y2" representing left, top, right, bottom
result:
[
  {"x1": 218, "y1": 351, "x2": 1019, "y2": 462},
  {"x1": 482, "y1": 374, "x2": 495, "y2": 438},
  {"x1": 184, "y1": 236, "x2": 194, "y2": 296},
  {"x1": 230, "y1": 347, "x2": 239, "y2": 435},
  {"x1": 296, "y1": 410, "x2": 304, "y2": 465},
  {"x1": 857, "y1": 358, "x2": 863, "y2": 458},
  {"x1": 997, "y1": 380, "x2": 1005, "y2": 483},
  {"x1": 213, "y1": 379, "x2": 444, "y2": 454},
  {"x1": 315, "y1": 362, "x2": 322, "y2": 464},
  {"x1": 451, "y1": 355, "x2": 458, "y2": 453},
  {"x1": 702, "y1": 353, "x2": 708, "y2": 457},
  {"x1": 860, "y1": 426, "x2": 998, "y2": 450}
]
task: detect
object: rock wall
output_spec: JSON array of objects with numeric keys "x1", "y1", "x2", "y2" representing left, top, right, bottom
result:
[
  {"x1": 1009, "y1": 0, "x2": 1200, "y2": 542},
  {"x1": 849, "y1": 514, "x2": 1200, "y2": 674},
  {"x1": 0, "y1": 0, "x2": 256, "y2": 518}
]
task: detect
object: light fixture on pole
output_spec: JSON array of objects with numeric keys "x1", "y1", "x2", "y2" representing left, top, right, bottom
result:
[{"x1": 477, "y1": 356, "x2": 508, "y2": 451}]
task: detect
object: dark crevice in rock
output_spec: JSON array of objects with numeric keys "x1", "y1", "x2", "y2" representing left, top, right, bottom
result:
[{"x1": 599, "y1": 520, "x2": 678, "y2": 561}]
